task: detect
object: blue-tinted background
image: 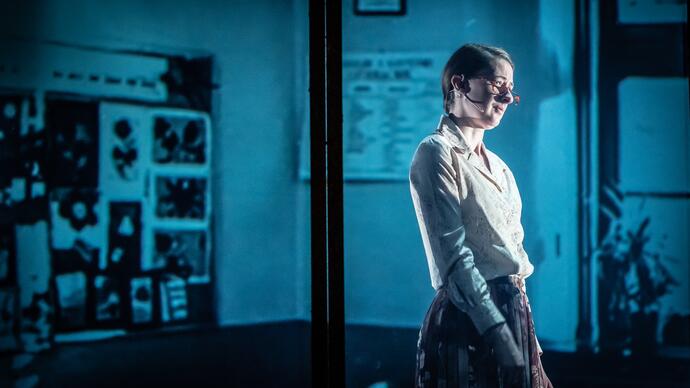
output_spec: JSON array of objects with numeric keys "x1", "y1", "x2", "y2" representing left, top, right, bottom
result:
[{"x1": 0, "y1": 0, "x2": 687, "y2": 387}]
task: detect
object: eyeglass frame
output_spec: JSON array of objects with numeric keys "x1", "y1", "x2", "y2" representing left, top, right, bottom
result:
[{"x1": 473, "y1": 76, "x2": 520, "y2": 105}]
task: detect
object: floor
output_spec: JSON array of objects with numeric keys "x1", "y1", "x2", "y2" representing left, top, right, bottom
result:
[{"x1": 2, "y1": 322, "x2": 689, "y2": 387}]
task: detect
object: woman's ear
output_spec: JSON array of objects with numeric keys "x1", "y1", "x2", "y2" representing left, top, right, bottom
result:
[{"x1": 450, "y1": 74, "x2": 469, "y2": 93}]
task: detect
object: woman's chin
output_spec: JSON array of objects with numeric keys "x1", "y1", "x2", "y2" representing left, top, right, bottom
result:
[
  {"x1": 481, "y1": 116, "x2": 501, "y2": 130},
  {"x1": 464, "y1": 115, "x2": 501, "y2": 129}
]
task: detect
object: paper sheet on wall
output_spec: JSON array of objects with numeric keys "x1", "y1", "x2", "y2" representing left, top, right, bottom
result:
[{"x1": 300, "y1": 51, "x2": 447, "y2": 181}]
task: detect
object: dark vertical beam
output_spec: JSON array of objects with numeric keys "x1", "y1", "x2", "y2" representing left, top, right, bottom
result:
[
  {"x1": 310, "y1": 0, "x2": 344, "y2": 386},
  {"x1": 309, "y1": 0, "x2": 327, "y2": 386},
  {"x1": 597, "y1": 0, "x2": 619, "y2": 196},
  {"x1": 574, "y1": 0, "x2": 593, "y2": 353},
  {"x1": 325, "y1": 0, "x2": 344, "y2": 386}
]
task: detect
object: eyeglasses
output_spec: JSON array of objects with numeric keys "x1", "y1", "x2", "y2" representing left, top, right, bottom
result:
[{"x1": 476, "y1": 76, "x2": 520, "y2": 105}]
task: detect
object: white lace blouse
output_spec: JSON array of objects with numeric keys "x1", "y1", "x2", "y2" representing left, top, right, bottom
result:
[{"x1": 409, "y1": 114, "x2": 534, "y2": 334}]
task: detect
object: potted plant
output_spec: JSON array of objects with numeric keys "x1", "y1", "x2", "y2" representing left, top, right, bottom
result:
[{"x1": 595, "y1": 183, "x2": 678, "y2": 356}]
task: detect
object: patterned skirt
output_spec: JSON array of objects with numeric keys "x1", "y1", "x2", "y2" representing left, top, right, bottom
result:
[{"x1": 415, "y1": 276, "x2": 553, "y2": 388}]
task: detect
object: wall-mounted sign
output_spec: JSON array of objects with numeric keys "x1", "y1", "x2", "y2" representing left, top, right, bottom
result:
[{"x1": 300, "y1": 51, "x2": 447, "y2": 181}]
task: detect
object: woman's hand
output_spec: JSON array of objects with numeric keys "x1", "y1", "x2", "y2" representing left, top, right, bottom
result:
[{"x1": 483, "y1": 322, "x2": 525, "y2": 383}]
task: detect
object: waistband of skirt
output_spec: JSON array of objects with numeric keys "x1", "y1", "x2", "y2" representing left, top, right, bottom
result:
[{"x1": 487, "y1": 274, "x2": 524, "y2": 289}]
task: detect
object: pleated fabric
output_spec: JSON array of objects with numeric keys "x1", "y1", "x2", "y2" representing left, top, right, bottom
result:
[{"x1": 415, "y1": 276, "x2": 553, "y2": 388}]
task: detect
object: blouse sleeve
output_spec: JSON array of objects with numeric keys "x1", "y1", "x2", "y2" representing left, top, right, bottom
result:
[{"x1": 409, "y1": 138, "x2": 506, "y2": 334}]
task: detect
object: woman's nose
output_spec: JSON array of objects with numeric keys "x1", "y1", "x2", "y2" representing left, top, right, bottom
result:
[{"x1": 498, "y1": 91, "x2": 514, "y2": 104}]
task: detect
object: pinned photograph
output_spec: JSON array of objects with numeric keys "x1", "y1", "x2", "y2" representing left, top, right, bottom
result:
[
  {"x1": 50, "y1": 188, "x2": 105, "y2": 268},
  {"x1": 94, "y1": 275, "x2": 121, "y2": 322},
  {"x1": 154, "y1": 230, "x2": 208, "y2": 283},
  {"x1": 46, "y1": 100, "x2": 99, "y2": 187},
  {"x1": 130, "y1": 277, "x2": 153, "y2": 324},
  {"x1": 152, "y1": 114, "x2": 207, "y2": 164},
  {"x1": 0, "y1": 289, "x2": 17, "y2": 351},
  {"x1": 112, "y1": 119, "x2": 139, "y2": 180},
  {"x1": 52, "y1": 188, "x2": 100, "y2": 232},
  {"x1": 55, "y1": 272, "x2": 87, "y2": 329},
  {"x1": 107, "y1": 202, "x2": 141, "y2": 272},
  {"x1": 160, "y1": 274, "x2": 188, "y2": 322},
  {"x1": 155, "y1": 176, "x2": 207, "y2": 220},
  {"x1": 99, "y1": 103, "x2": 149, "y2": 198}
]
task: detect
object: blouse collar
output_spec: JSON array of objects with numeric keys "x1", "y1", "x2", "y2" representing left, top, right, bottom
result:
[
  {"x1": 436, "y1": 114, "x2": 474, "y2": 160},
  {"x1": 436, "y1": 114, "x2": 504, "y2": 191}
]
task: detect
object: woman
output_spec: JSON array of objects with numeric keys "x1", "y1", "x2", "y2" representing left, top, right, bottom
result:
[{"x1": 409, "y1": 43, "x2": 553, "y2": 387}]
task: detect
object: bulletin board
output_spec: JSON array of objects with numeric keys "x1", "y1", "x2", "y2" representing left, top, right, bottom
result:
[
  {"x1": 49, "y1": 101, "x2": 212, "y2": 332},
  {"x1": 0, "y1": 43, "x2": 214, "y2": 350}
]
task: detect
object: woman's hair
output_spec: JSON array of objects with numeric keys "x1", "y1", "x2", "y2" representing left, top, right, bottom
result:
[{"x1": 441, "y1": 43, "x2": 514, "y2": 113}]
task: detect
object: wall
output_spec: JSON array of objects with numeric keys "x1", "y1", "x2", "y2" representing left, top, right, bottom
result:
[
  {"x1": 0, "y1": 0, "x2": 307, "y2": 325},
  {"x1": 0, "y1": 0, "x2": 581, "y2": 350}
]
